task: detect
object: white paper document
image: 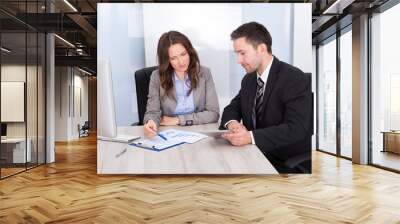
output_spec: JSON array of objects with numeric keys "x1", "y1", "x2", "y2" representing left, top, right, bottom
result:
[
  {"x1": 130, "y1": 129, "x2": 208, "y2": 151},
  {"x1": 131, "y1": 135, "x2": 182, "y2": 151},
  {"x1": 198, "y1": 130, "x2": 228, "y2": 138},
  {"x1": 160, "y1": 129, "x2": 208, "y2": 144}
]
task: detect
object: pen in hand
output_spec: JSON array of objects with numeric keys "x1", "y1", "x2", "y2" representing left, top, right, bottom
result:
[
  {"x1": 144, "y1": 120, "x2": 158, "y2": 138},
  {"x1": 157, "y1": 133, "x2": 167, "y2": 141}
]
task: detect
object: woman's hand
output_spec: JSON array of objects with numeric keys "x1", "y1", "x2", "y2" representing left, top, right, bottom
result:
[
  {"x1": 160, "y1": 116, "x2": 179, "y2": 126},
  {"x1": 144, "y1": 120, "x2": 157, "y2": 138}
]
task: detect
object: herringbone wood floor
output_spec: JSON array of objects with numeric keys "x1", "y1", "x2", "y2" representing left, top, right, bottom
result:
[{"x1": 1, "y1": 134, "x2": 400, "y2": 224}]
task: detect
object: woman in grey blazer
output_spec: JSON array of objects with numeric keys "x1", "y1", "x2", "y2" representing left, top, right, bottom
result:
[{"x1": 143, "y1": 31, "x2": 220, "y2": 138}]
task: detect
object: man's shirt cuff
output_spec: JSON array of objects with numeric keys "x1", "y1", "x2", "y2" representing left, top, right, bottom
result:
[
  {"x1": 224, "y1": 120, "x2": 237, "y2": 129},
  {"x1": 250, "y1": 131, "x2": 255, "y2": 145}
]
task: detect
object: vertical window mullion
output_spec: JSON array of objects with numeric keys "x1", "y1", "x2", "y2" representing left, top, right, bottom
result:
[
  {"x1": 367, "y1": 10, "x2": 373, "y2": 165},
  {"x1": 0, "y1": 24, "x2": 2, "y2": 179},
  {"x1": 36, "y1": 0, "x2": 39, "y2": 167},
  {"x1": 25, "y1": 0, "x2": 28, "y2": 171},
  {"x1": 336, "y1": 29, "x2": 341, "y2": 157},
  {"x1": 316, "y1": 45, "x2": 320, "y2": 150}
]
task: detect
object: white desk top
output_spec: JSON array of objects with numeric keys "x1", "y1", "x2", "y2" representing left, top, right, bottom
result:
[
  {"x1": 1, "y1": 137, "x2": 28, "y2": 143},
  {"x1": 97, "y1": 123, "x2": 277, "y2": 174}
]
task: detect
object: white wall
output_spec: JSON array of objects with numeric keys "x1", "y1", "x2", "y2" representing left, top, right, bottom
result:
[
  {"x1": 98, "y1": 3, "x2": 145, "y2": 126},
  {"x1": 1, "y1": 64, "x2": 46, "y2": 163},
  {"x1": 1, "y1": 65, "x2": 34, "y2": 137},
  {"x1": 72, "y1": 74, "x2": 89, "y2": 138},
  {"x1": 1, "y1": 65, "x2": 26, "y2": 141},
  {"x1": 98, "y1": 3, "x2": 312, "y2": 126},
  {"x1": 54, "y1": 67, "x2": 89, "y2": 141},
  {"x1": 142, "y1": 3, "x2": 242, "y2": 110},
  {"x1": 312, "y1": 45, "x2": 317, "y2": 150},
  {"x1": 55, "y1": 67, "x2": 69, "y2": 141},
  {"x1": 293, "y1": 3, "x2": 313, "y2": 73}
]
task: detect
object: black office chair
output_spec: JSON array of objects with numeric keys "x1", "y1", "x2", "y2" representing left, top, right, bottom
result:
[
  {"x1": 283, "y1": 74, "x2": 313, "y2": 173},
  {"x1": 134, "y1": 66, "x2": 158, "y2": 125},
  {"x1": 284, "y1": 151, "x2": 312, "y2": 173},
  {"x1": 78, "y1": 121, "x2": 90, "y2": 138}
]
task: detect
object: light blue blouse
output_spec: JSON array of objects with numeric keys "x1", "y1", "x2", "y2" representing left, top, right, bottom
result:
[{"x1": 173, "y1": 73, "x2": 195, "y2": 116}]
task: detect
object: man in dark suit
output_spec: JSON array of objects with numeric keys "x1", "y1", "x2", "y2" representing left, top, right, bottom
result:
[{"x1": 221, "y1": 22, "x2": 313, "y2": 174}]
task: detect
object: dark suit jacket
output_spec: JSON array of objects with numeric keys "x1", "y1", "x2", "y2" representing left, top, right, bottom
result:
[{"x1": 220, "y1": 57, "x2": 312, "y2": 171}]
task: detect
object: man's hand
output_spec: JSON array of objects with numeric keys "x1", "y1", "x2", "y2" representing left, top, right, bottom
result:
[
  {"x1": 144, "y1": 120, "x2": 157, "y2": 138},
  {"x1": 160, "y1": 116, "x2": 179, "y2": 126},
  {"x1": 226, "y1": 120, "x2": 242, "y2": 132},
  {"x1": 222, "y1": 124, "x2": 252, "y2": 146}
]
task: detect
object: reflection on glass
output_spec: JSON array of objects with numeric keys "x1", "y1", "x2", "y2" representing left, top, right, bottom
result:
[
  {"x1": 371, "y1": 3, "x2": 400, "y2": 171},
  {"x1": 0, "y1": 1, "x2": 46, "y2": 179},
  {"x1": 340, "y1": 29, "x2": 352, "y2": 158},
  {"x1": 390, "y1": 75, "x2": 400, "y2": 130},
  {"x1": 27, "y1": 31, "x2": 38, "y2": 169},
  {"x1": 1, "y1": 32, "x2": 27, "y2": 177},
  {"x1": 38, "y1": 33, "x2": 46, "y2": 165},
  {"x1": 318, "y1": 38, "x2": 337, "y2": 154}
]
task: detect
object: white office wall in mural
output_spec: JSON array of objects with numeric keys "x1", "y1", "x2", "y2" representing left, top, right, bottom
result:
[
  {"x1": 1, "y1": 82, "x2": 25, "y2": 122},
  {"x1": 142, "y1": 4, "x2": 242, "y2": 106},
  {"x1": 98, "y1": 3, "x2": 312, "y2": 126},
  {"x1": 98, "y1": 3, "x2": 145, "y2": 126}
]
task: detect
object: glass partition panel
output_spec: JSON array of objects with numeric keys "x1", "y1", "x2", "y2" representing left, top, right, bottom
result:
[
  {"x1": 1, "y1": 31, "x2": 27, "y2": 177},
  {"x1": 27, "y1": 30, "x2": 38, "y2": 169},
  {"x1": 0, "y1": 1, "x2": 46, "y2": 179},
  {"x1": 317, "y1": 37, "x2": 337, "y2": 154},
  {"x1": 38, "y1": 32, "x2": 45, "y2": 165},
  {"x1": 371, "y1": 4, "x2": 400, "y2": 171},
  {"x1": 339, "y1": 29, "x2": 352, "y2": 158}
]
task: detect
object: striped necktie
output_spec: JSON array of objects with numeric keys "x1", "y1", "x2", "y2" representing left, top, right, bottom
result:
[{"x1": 253, "y1": 77, "x2": 265, "y2": 128}]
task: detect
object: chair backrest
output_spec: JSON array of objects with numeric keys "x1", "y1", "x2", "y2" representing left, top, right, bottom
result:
[
  {"x1": 82, "y1": 121, "x2": 90, "y2": 130},
  {"x1": 284, "y1": 73, "x2": 313, "y2": 173},
  {"x1": 134, "y1": 66, "x2": 158, "y2": 125},
  {"x1": 304, "y1": 73, "x2": 314, "y2": 135}
]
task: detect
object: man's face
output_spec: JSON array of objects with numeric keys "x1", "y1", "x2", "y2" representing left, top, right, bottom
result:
[{"x1": 233, "y1": 37, "x2": 263, "y2": 73}]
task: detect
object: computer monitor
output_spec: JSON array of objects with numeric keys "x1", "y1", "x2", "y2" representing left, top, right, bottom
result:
[
  {"x1": 97, "y1": 59, "x2": 139, "y2": 143},
  {"x1": 1, "y1": 123, "x2": 6, "y2": 137}
]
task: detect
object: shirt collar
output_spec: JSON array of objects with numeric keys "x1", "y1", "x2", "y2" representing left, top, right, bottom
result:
[
  {"x1": 256, "y1": 56, "x2": 274, "y2": 84},
  {"x1": 173, "y1": 72, "x2": 189, "y2": 81}
]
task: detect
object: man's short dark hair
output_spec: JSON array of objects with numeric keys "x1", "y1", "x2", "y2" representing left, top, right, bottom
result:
[{"x1": 231, "y1": 22, "x2": 272, "y2": 53}]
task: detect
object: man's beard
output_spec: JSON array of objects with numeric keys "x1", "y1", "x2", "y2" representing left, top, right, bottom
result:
[{"x1": 243, "y1": 64, "x2": 256, "y2": 74}]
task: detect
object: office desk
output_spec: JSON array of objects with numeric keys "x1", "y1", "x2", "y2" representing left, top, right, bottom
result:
[
  {"x1": 97, "y1": 123, "x2": 277, "y2": 174},
  {"x1": 1, "y1": 138, "x2": 31, "y2": 163},
  {"x1": 382, "y1": 131, "x2": 400, "y2": 154}
]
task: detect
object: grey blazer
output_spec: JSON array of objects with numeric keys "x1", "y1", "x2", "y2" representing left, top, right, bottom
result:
[{"x1": 143, "y1": 66, "x2": 220, "y2": 127}]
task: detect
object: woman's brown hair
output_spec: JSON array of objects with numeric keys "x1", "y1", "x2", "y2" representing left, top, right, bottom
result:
[{"x1": 157, "y1": 31, "x2": 200, "y2": 97}]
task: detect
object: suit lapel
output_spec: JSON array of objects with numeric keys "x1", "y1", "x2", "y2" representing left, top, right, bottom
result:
[
  {"x1": 162, "y1": 75, "x2": 178, "y2": 103},
  {"x1": 171, "y1": 85, "x2": 177, "y2": 102},
  {"x1": 246, "y1": 72, "x2": 257, "y2": 129},
  {"x1": 193, "y1": 80, "x2": 200, "y2": 110},
  {"x1": 260, "y1": 57, "x2": 281, "y2": 115},
  {"x1": 168, "y1": 82, "x2": 177, "y2": 114}
]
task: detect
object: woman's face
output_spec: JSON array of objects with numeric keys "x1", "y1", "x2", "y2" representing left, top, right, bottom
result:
[{"x1": 168, "y1": 43, "x2": 190, "y2": 74}]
